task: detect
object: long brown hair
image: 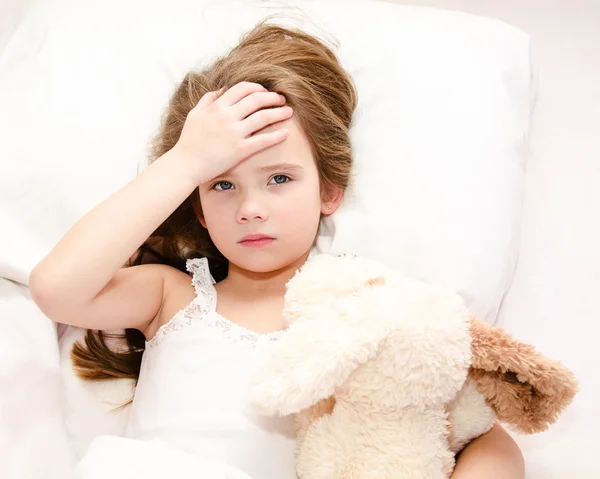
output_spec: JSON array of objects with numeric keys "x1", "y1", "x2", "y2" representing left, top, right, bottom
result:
[{"x1": 71, "y1": 18, "x2": 358, "y2": 403}]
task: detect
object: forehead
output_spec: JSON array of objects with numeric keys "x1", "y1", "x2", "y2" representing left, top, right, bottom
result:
[{"x1": 239, "y1": 116, "x2": 314, "y2": 171}]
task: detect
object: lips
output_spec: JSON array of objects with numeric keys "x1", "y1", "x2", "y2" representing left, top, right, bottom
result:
[
  {"x1": 240, "y1": 233, "x2": 274, "y2": 242},
  {"x1": 239, "y1": 233, "x2": 275, "y2": 248}
]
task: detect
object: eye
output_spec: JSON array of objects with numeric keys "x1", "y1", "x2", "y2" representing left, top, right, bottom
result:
[
  {"x1": 212, "y1": 181, "x2": 234, "y2": 191},
  {"x1": 268, "y1": 174, "x2": 291, "y2": 185}
]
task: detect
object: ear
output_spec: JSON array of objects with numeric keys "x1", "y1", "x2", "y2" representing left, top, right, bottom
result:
[
  {"x1": 468, "y1": 318, "x2": 578, "y2": 434},
  {"x1": 320, "y1": 185, "x2": 343, "y2": 216},
  {"x1": 248, "y1": 307, "x2": 389, "y2": 417}
]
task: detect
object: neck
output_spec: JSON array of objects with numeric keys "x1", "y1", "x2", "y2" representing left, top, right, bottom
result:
[{"x1": 221, "y1": 252, "x2": 310, "y2": 299}]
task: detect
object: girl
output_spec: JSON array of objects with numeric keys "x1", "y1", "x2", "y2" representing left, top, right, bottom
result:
[{"x1": 29, "y1": 20, "x2": 524, "y2": 479}]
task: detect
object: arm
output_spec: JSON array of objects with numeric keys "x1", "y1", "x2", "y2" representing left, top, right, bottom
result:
[
  {"x1": 31, "y1": 147, "x2": 198, "y2": 302},
  {"x1": 451, "y1": 422, "x2": 525, "y2": 479},
  {"x1": 29, "y1": 148, "x2": 200, "y2": 330}
]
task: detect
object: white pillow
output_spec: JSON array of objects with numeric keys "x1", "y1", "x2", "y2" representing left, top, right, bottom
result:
[
  {"x1": 0, "y1": 0, "x2": 535, "y2": 460},
  {"x1": 307, "y1": 2, "x2": 535, "y2": 323}
]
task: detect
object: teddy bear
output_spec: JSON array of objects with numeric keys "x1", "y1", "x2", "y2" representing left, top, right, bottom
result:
[{"x1": 248, "y1": 254, "x2": 578, "y2": 479}]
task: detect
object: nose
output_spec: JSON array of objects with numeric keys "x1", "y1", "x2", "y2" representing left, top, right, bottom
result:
[{"x1": 236, "y1": 191, "x2": 269, "y2": 223}]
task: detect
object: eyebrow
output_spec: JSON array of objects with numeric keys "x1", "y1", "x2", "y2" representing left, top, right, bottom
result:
[{"x1": 259, "y1": 163, "x2": 304, "y2": 174}]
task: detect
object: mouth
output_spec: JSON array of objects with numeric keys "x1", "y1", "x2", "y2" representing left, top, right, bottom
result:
[{"x1": 239, "y1": 234, "x2": 275, "y2": 248}]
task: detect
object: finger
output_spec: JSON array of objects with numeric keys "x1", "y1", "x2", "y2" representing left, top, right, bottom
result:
[
  {"x1": 195, "y1": 87, "x2": 225, "y2": 110},
  {"x1": 233, "y1": 91, "x2": 286, "y2": 120},
  {"x1": 240, "y1": 106, "x2": 294, "y2": 137},
  {"x1": 239, "y1": 128, "x2": 289, "y2": 159},
  {"x1": 216, "y1": 81, "x2": 267, "y2": 107}
]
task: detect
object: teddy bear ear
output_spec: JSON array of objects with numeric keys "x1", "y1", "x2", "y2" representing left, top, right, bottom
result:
[{"x1": 468, "y1": 318, "x2": 579, "y2": 434}]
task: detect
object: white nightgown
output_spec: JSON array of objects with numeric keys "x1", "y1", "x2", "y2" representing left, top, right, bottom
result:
[{"x1": 73, "y1": 257, "x2": 296, "y2": 479}]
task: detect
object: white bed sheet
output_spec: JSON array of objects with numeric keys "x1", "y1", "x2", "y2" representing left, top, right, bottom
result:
[
  {"x1": 0, "y1": 278, "x2": 75, "y2": 479},
  {"x1": 1, "y1": 5, "x2": 76, "y2": 477}
]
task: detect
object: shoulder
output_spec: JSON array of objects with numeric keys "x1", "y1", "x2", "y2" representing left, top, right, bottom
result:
[{"x1": 146, "y1": 263, "x2": 197, "y2": 339}]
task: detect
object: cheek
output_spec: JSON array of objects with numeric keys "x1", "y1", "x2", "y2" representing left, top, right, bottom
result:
[
  {"x1": 278, "y1": 184, "x2": 322, "y2": 222},
  {"x1": 199, "y1": 196, "x2": 227, "y2": 231},
  {"x1": 204, "y1": 208, "x2": 228, "y2": 230}
]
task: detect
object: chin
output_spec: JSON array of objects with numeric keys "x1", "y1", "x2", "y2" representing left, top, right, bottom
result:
[
  {"x1": 228, "y1": 248, "x2": 308, "y2": 274},
  {"x1": 235, "y1": 257, "x2": 293, "y2": 274}
]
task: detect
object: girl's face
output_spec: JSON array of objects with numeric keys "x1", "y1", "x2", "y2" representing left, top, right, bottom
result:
[{"x1": 198, "y1": 117, "x2": 341, "y2": 274}]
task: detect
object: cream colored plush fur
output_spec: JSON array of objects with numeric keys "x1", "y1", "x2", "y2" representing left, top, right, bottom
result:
[{"x1": 248, "y1": 254, "x2": 577, "y2": 479}]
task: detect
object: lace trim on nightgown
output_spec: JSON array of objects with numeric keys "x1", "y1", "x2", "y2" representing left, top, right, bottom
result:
[{"x1": 145, "y1": 257, "x2": 285, "y2": 349}]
